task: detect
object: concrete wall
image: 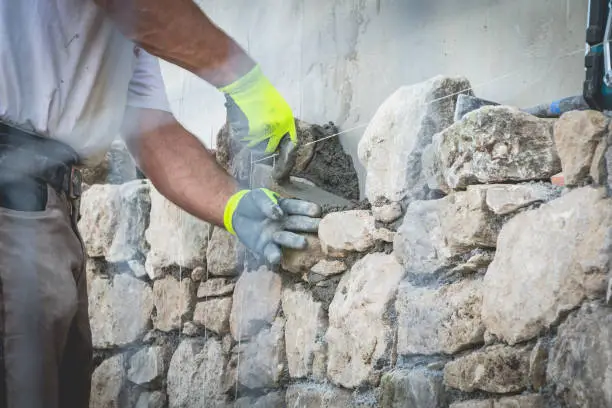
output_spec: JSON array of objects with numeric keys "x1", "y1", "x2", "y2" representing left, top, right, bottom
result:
[{"x1": 160, "y1": 0, "x2": 588, "y2": 191}]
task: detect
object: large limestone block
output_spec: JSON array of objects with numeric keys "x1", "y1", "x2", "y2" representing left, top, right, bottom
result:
[
  {"x1": 236, "y1": 317, "x2": 285, "y2": 389},
  {"x1": 285, "y1": 384, "x2": 352, "y2": 408},
  {"x1": 89, "y1": 274, "x2": 153, "y2": 348},
  {"x1": 193, "y1": 297, "x2": 232, "y2": 334},
  {"x1": 326, "y1": 253, "x2": 406, "y2": 388},
  {"x1": 207, "y1": 227, "x2": 242, "y2": 276},
  {"x1": 380, "y1": 369, "x2": 447, "y2": 408},
  {"x1": 167, "y1": 338, "x2": 229, "y2": 408},
  {"x1": 394, "y1": 187, "x2": 501, "y2": 277},
  {"x1": 81, "y1": 140, "x2": 138, "y2": 185},
  {"x1": 90, "y1": 354, "x2": 128, "y2": 408},
  {"x1": 547, "y1": 302, "x2": 612, "y2": 407},
  {"x1": 358, "y1": 76, "x2": 471, "y2": 205},
  {"x1": 152, "y1": 276, "x2": 195, "y2": 332},
  {"x1": 282, "y1": 284, "x2": 327, "y2": 379},
  {"x1": 319, "y1": 210, "x2": 394, "y2": 257},
  {"x1": 396, "y1": 279, "x2": 484, "y2": 356},
  {"x1": 79, "y1": 181, "x2": 151, "y2": 262},
  {"x1": 443, "y1": 344, "x2": 532, "y2": 393},
  {"x1": 230, "y1": 266, "x2": 282, "y2": 340},
  {"x1": 434, "y1": 106, "x2": 560, "y2": 192},
  {"x1": 482, "y1": 187, "x2": 612, "y2": 344},
  {"x1": 145, "y1": 186, "x2": 210, "y2": 279},
  {"x1": 553, "y1": 110, "x2": 609, "y2": 186}
]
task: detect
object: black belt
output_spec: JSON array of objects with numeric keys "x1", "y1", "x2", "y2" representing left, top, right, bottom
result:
[{"x1": 0, "y1": 122, "x2": 82, "y2": 200}]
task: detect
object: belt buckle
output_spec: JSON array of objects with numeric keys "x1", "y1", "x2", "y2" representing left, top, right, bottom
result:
[{"x1": 68, "y1": 166, "x2": 82, "y2": 199}]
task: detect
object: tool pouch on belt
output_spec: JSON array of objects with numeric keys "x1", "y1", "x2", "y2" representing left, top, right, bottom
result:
[{"x1": 0, "y1": 122, "x2": 82, "y2": 221}]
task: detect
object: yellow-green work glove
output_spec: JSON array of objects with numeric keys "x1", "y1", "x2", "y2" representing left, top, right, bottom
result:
[
  {"x1": 220, "y1": 65, "x2": 297, "y2": 154},
  {"x1": 224, "y1": 188, "x2": 321, "y2": 265}
]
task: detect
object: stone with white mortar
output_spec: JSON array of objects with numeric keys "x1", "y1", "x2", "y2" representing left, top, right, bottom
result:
[
  {"x1": 89, "y1": 274, "x2": 153, "y2": 348},
  {"x1": 434, "y1": 106, "x2": 560, "y2": 192},
  {"x1": 482, "y1": 187, "x2": 611, "y2": 344},
  {"x1": 358, "y1": 76, "x2": 471, "y2": 206},
  {"x1": 145, "y1": 186, "x2": 210, "y2": 279},
  {"x1": 230, "y1": 266, "x2": 282, "y2": 340},
  {"x1": 282, "y1": 284, "x2": 327, "y2": 379},
  {"x1": 326, "y1": 253, "x2": 406, "y2": 388},
  {"x1": 396, "y1": 278, "x2": 485, "y2": 355},
  {"x1": 193, "y1": 297, "x2": 232, "y2": 335},
  {"x1": 152, "y1": 275, "x2": 195, "y2": 332}
]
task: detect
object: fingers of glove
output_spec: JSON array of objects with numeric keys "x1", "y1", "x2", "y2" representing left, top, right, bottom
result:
[
  {"x1": 272, "y1": 231, "x2": 307, "y2": 249},
  {"x1": 282, "y1": 215, "x2": 320, "y2": 233},
  {"x1": 272, "y1": 136, "x2": 297, "y2": 182},
  {"x1": 251, "y1": 189, "x2": 283, "y2": 220},
  {"x1": 279, "y1": 199, "x2": 322, "y2": 218},
  {"x1": 263, "y1": 242, "x2": 282, "y2": 265}
]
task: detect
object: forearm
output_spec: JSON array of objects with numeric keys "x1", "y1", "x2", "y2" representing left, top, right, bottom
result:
[
  {"x1": 94, "y1": 0, "x2": 254, "y2": 87},
  {"x1": 122, "y1": 107, "x2": 237, "y2": 226}
]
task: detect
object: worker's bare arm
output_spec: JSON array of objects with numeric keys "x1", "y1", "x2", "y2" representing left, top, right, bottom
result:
[
  {"x1": 93, "y1": 0, "x2": 254, "y2": 87},
  {"x1": 121, "y1": 106, "x2": 237, "y2": 227}
]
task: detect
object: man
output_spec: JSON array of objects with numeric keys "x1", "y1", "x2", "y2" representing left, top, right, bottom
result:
[{"x1": 0, "y1": 0, "x2": 320, "y2": 406}]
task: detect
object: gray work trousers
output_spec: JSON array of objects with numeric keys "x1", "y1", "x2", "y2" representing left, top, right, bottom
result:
[{"x1": 0, "y1": 185, "x2": 92, "y2": 407}]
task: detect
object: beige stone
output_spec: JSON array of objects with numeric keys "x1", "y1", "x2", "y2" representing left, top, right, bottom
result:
[
  {"x1": 90, "y1": 354, "x2": 127, "y2": 408},
  {"x1": 285, "y1": 383, "x2": 353, "y2": 408},
  {"x1": 372, "y1": 202, "x2": 403, "y2": 223},
  {"x1": 479, "y1": 183, "x2": 560, "y2": 215},
  {"x1": 281, "y1": 234, "x2": 324, "y2": 274},
  {"x1": 197, "y1": 278, "x2": 235, "y2": 298},
  {"x1": 206, "y1": 227, "x2": 241, "y2": 276},
  {"x1": 482, "y1": 187, "x2": 611, "y2": 344},
  {"x1": 193, "y1": 297, "x2": 232, "y2": 335},
  {"x1": 310, "y1": 260, "x2": 347, "y2": 277},
  {"x1": 152, "y1": 276, "x2": 195, "y2": 332},
  {"x1": 319, "y1": 210, "x2": 378, "y2": 256}
]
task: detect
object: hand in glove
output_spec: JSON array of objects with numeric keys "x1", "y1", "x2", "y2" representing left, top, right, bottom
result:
[
  {"x1": 224, "y1": 188, "x2": 321, "y2": 265},
  {"x1": 220, "y1": 65, "x2": 297, "y2": 180}
]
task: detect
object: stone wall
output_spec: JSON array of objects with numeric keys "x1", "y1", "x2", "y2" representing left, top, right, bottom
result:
[{"x1": 81, "y1": 76, "x2": 612, "y2": 408}]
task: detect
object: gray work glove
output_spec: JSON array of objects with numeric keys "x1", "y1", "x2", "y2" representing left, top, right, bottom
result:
[{"x1": 224, "y1": 188, "x2": 321, "y2": 265}]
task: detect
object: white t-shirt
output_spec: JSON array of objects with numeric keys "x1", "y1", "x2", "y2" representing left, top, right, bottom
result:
[{"x1": 0, "y1": 0, "x2": 171, "y2": 166}]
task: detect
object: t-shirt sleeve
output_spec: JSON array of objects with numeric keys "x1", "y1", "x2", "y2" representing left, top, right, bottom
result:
[{"x1": 127, "y1": 47, "x2": 171, "y2": 112}]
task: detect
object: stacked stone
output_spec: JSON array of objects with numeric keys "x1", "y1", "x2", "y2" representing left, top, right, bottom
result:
[{"x1": 78, "y1": 76, "x2": 612, "y2": 408}]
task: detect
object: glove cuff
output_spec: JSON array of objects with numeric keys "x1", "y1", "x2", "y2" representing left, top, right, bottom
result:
[
  {"x1": 223, "y1": 190, "x2": 249, "y2": 235},
  {"x1": 219, "y1": 65, "x2": 269, "y2": 96}
]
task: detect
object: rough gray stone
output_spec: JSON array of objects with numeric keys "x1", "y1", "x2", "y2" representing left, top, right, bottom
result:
[
  {"x1": 529, "y1": 338, "x2": 548, "y2": 391},
  {"x1": 145, "y1": 186, "x2": 210, "y2": 279},
  {"x1": 326, "y1": 253, "x2": 406, "y2": 388},
  {"x1": 479, "y1": 183, "x2": 561, "y2": 215},
  {"x1": 482, "y1": 187, "x2": 612, "y2": 344},
  {"x1": 434, "y1": 106, "x2": 560, "y2": 192},
  {"x1": 554, "y1": 110, "x2": 608, "y2": 186},
  {"x1": 167, "y1": 338, "x2": 230, "y2": 408},
  {"x1": 81, "y1": 139, "x2": 138, "y2": 185},
  {"x1": 396, "y1": 278, "x2": 485, "y2": 356},
  {"x1": 152, "y1": 276, "x2": 195, "y2": 332},
  {"x1": 182, "y1": 321, "x2": 199, "y2": 337},
  {"x1": 79, "y1": 181, "x2": 150, "y2": 262},
  {"x1": 380, "y1": 369, "x2": 447, "y2": 408},
  {"x1": 394, "y1": 187, "x2": 502, "y2": 277},
  {"x1": 281, "y1": 234, "x2": 324, "y2": 274},
  {"x1": 234, "y1": 392, "x2": 285, "y2": 408},
  {"x1": 443, "y1": 344, "x2": 532, "y2": 393},
  {"x1": 358, "y1": 76, "x2": 471, "y2": 205},
  {"x1": 450, "y1": 401, "x2": 493, "y2": 408},
  {"x1": 207, "y1": 227, "x2": 242, "y2": 276},
  {"x1": 230, "y1": 266, "x2": 282, "y2": 340},
  {"x1": 127, "y1": 346, "x2": 168, "y2": 385},
  {"x1": 197, "y1": 278, "x2": 235, "y2": 298},
  {"x1": 285, "y1": 383, "x2": 353, "y2": 408},
  {"x1": 449, "y1": 251, "x2": 495, "y2": 275},
  {"x1": 494, "y1": 395, "x2": 545, "y2": 408},
  {"x1": 191, "y1": 266, "x2": 206, "y2": 282},
  {"x1": 282, "y1": 284, "x2": 327, "y2": 379},
  {"x1": 547, "y1": 302, "x2": 612, "y2": 408},
  {"x1": 90, "y1": 354, "x2": 128, "y2": 408},
  {"x1": 128, "y1": 260, "x2": 148, "y2": 279},
  {"x1": 135, "y1": 391, "x2": 166, "y2": 408},
  {"x1": 236, "y1": 317, "x2": 285, "y2": 389},
  {"x1": 193, "y1": 297, "x2": 232, "y2": 335},
  {"x1": 89, "y1": 274, "x2": 153, "y2": 348},
  {"x1": 590, "y1": 136, "x2": 609, "y2": 187},
  {"x1": 319, "y1": 210, "x2": 394, "y2": 256}
]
